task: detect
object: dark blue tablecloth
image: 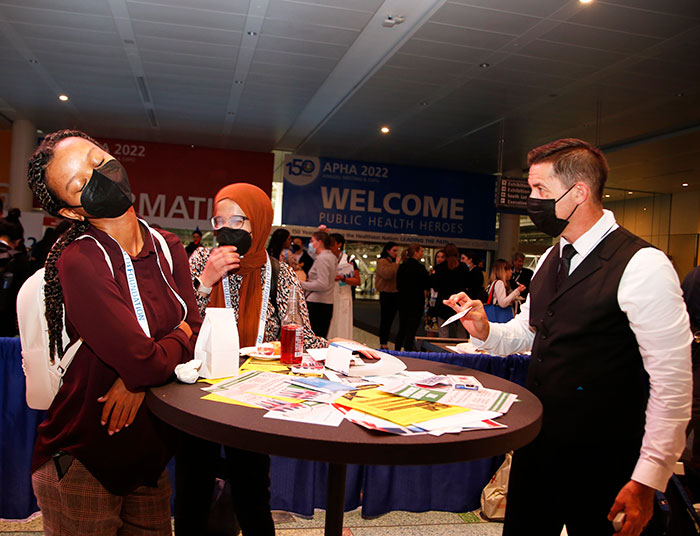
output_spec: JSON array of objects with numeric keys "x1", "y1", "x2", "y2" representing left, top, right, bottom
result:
[
  {"x1": 0, "y1": 339, "x2": 530, "y2": 520},
  {"x1": 0, "y1": 337, "x2": 43, "y2": 519}
]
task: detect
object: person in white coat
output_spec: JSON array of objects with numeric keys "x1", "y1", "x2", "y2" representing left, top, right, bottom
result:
[{"x1": 327, "y1": 233, "x2": 360, "y2": 339}]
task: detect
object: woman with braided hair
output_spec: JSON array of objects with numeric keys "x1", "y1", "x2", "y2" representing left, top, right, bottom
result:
[{"x1": 27, "y1": 129, "x2": 201, "y2": 535}]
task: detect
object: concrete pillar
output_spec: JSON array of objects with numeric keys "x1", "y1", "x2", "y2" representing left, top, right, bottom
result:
[
  {"x1": 496, "y1": 212, "x2": 520, "y2": 261},
  {"x1": 8, "y1": 119, "x2": 37, "y2": 212}
]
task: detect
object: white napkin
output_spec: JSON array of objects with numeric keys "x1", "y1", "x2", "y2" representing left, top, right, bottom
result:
[{"x1": 175, "y1": 359, "x2": 202, "y2": 384}]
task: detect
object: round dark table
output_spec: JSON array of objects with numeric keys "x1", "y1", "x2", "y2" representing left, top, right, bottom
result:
[{"x1": 147, "y1": 356, "x2": 542, "y2": 535}]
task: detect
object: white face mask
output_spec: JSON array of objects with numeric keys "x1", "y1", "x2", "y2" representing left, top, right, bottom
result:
[{"x1": 308, "y1": 241, "x2": 316, "y2": 256}]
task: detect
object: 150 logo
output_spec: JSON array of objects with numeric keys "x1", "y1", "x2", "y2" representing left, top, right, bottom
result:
[{"x1": 284, "y1": 156, "x2": 320, "y2": 186}]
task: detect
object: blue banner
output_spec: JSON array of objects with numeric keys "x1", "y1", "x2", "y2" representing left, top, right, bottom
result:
[{"x1": 282, "y1": 155, "x2": 496, "y2": 243}]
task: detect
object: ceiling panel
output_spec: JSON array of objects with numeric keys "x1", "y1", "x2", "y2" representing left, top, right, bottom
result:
[
  {"x1": 265, "y1": 0, "x2": 375, "y2": 31},
  {"x1": 9, "y1": 23, "x2": 122, "y2": 46},
  {"x1": 497, "y1": 54, "x2": 599, "y2": 79},
  {"x1": 0, "y1": 5, "x2": 115, "y2": 32},
  {"x1": 563, "y1": 2, "x2": 696, "y2": 38},
  {"x1": 539, "y1": 23, "x2": 660, "y2": 54},
  {"x1": 139, "y1": 49, "x2": 237, "y2": 69},
  {"x1": 126, "y1": 1, "x2": 247, "y2": 25},
  {"x1": 412, "y1": 22, "x2": 514, "y2": 50},
  {"x1": 431, "y1": 3, "x2": 541, "y2": 35},
  {"x1": 447, "y1": 0, "x2": 570, "y2": 18},
  {"x1": 260, "y1": 18, "x2": 359, "y2": 46},
  {"x1": 251, "y1": 49, "x2": 338, "y2": 71},
  {"x1": 255, "y1": 34, "x2": 348, "y2": 59},
  {"x1": 131, "y1": 20, "x2": 242, "y2": 45},
  {"x1": 398, "y1": 39, "x2": 493, "y2": 65},
  {"x1": 134, "y1": 36, "x2": 238, "y2": 57},
  {"x1": 517, "y1": 38, "x2": 625, "y2": 67},
  {"x1": 600, "y1": 0, "x2": 700, "y2": 19}
]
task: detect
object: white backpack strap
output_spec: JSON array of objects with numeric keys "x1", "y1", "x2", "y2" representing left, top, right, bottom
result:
[
  {"x1": 76, "y1": 235, "x2": 114, "y2": 277},
  {"x1": 148, "y1": 227, "x2": 173, "y2": 273},
  {"x1": 56, "y1": 338, "x2": 82, "y2": 377}
]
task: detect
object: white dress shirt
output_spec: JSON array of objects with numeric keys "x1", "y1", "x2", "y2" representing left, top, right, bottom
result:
[{"x1": 474, "y1": 209, "x2": 692, "y2": 491}]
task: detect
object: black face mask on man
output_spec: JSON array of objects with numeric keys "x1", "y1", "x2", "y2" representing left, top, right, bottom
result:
[
  {"x1": 526, "y1": 183, "x2": 579, "y2": 237},
  {"x1": 67, "y1": 159, "x2": 133, "y2": 218},
  {"x1": 216, "y1": 227, "x2": 252, "y2": 256}
]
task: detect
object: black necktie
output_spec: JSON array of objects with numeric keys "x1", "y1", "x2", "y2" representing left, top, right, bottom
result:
[{"x1": 556, "y1": 244, "x2": 576, "y2": 291}]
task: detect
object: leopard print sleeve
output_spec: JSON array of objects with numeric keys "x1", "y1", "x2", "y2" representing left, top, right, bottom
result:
[{"x1": 189, "y1": 246, "x2": 212, "y2": 318}]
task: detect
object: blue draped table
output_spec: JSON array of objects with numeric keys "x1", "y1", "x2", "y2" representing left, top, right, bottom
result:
[{"x1": 0, "y1": 337, "x2": 530, "y2": 520}]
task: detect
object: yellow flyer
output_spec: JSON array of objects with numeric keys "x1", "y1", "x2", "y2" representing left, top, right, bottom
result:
[{"x1": 336, "y1": 388, "x2": 468, "y2": 426}]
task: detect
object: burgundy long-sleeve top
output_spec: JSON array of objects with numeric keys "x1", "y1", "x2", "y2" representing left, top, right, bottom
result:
[{"x1": 31, "y1": 223, "x2": 201, "y2": 495}]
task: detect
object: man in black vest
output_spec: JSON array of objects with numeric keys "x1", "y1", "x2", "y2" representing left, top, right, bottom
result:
[{"x1": 444, "y1": 138, "x2": 692, "y2": 536}]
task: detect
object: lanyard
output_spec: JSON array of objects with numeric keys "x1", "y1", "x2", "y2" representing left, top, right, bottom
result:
[
  {"x1": 110, "y1": 221, "x2": 187, "y2": 337},
  {"x1": 221, "y1": 254, "x2": 272, "y2": 345},
  {"x1": 119, "y1": 247, "x2": 150, "y2": 337}
]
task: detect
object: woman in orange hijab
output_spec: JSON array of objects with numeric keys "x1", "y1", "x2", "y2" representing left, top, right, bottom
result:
[{"x1": 176, "y1": 183, "x2": 325, "y2": 535}]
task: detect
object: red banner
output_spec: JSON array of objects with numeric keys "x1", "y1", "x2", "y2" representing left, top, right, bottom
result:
[{"x1": 87, "y1": 138, "x2": 274, "y2": 230}]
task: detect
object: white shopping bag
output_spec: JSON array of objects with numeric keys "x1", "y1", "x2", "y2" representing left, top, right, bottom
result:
[{"x1": 195, "y1": 308, "x2": 239, "y2": 379}]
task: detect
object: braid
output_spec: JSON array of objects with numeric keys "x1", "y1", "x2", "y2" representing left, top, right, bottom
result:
[
  {"x1": 45, "y1": 221, "x2": 89, "y2": 360},
  {"x1": 27, "y1": 129, "x2": 99, "y2": 360}
]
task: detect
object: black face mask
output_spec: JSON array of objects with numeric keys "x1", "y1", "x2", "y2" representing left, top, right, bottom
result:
[
  {"x1": 526, "y1": 184, "x2": 578, "y2": 237},
  {"x1": 291, "y1": 243, "x2": 301, "y2": 253},
  {"x1": 67, "y1": 159, "x2": 133, "y2": 218},
  {"x1": 216, "y1": 227, "x2": 252, "y2": 255}
]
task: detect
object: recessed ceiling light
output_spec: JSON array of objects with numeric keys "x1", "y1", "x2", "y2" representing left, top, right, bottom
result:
[
  {"x1": 643, "y1": 207, "x2": 647, "y2": 211},
  {"x1": 579, "y1": 0, "x2": 593, "y2": 3},
  {"x1": 682, "y1": 183, "x2": 689, "y2": 187},
  {"x1": 247, "y1": 31, "x2": 257, "y2": 36},
  {"x1": 627, "y1": 191, "x2": 633, "y2": 195},
  {"x1": 380, "y1": 126, "x2": 390, "y2": 134},
  {"x1": 604, "y1": 194, "x2": 611, "y2": 198},
  {"x1": 479, "y1": 63, "x2": 490, "y2": 68},
  {"x1": 58, "y1": 94, "x2": 69, "y2": 102}
]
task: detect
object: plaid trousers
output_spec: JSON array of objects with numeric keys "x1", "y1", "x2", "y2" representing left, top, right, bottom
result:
[{"x1": 32, "y1": 458, "x2": 172, "y2": 536}]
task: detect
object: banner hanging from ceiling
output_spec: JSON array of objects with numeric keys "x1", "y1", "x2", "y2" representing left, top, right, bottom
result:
[
  {"x1": 282, "y1": 155, "x2": 496, "y2": 248},
  {"x1": 36, "y1": 138, "x2": 273, "y2": 231}
]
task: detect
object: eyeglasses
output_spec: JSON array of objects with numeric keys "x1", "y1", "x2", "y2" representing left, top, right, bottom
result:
[{"x1": 210, "y1": 215, "x2": 249, "y2": 230}]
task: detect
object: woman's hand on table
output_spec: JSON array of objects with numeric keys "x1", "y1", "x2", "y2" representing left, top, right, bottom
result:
[
  {"x1": 97, "y1": 377, "x2": 145, "y2": 435},
  {"x1": 443, "y1": 292, "x2": 490, "y2": 340},
  {"x1": 200, "y1": 245, "x2": 240, "y2": 287}
]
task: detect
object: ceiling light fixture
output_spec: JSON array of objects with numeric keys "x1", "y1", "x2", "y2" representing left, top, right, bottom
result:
[
  {"x1": 605, "y1": 194, "x2": 611, "y2": 198},
  {"x1": 380, "y1": 126, "x2": 390, "y2": 134},
  {"x1": 247, "y1": 31, "x2": 257, "y2": 36},
  {"x1": 682, "y1": 183, "x2": 689, "y2": 187},
  {"x1": 627, "y1": 191, "x2": 633, "y2": 195},
  {"x1": 479, "y1": 63, "x2": 490, "y2": 68},
  {"x1": 58, "y1": 94, "x2": 69, "y2": 102},
  {"x1": 579, "y1": 0, "x2": 593, "y2": 4}
]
